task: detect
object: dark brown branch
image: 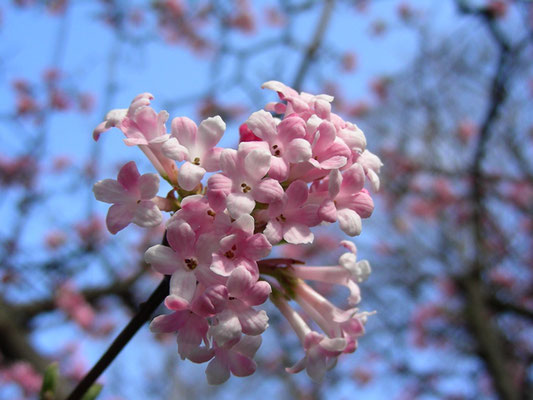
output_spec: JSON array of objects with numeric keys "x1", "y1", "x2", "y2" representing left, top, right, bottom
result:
[{"x1": 65, "y1": 275, "x2": 170, "y2": 400}]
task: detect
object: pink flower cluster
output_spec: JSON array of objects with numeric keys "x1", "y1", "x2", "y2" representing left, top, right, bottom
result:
[{"x1": 92, "y1": 81, "x2": 382, "y2": 383}]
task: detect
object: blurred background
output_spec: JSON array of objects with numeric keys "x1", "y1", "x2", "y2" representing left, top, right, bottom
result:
[{"x1": 0, "y1": 0, "x2": 532, "y2": 399}]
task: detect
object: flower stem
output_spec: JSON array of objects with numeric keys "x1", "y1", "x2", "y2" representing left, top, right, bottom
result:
[{"x1": 65, "y1": 275, "x2": 169, "y2": 400}]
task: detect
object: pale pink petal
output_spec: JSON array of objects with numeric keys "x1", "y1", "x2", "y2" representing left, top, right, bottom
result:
[
  {"x1": 338, "y1": 124, "x2": 366, "y2": 151},
  {"x1": 233, "y1": 335, "x2": 262, "y2": 358},
  {"x1": 167, "y1": 220, "x2": 196, "y2": 256},
  {"x1": 206, "y1": 355, "x2": 230, "y2": 385},
  {"x1": 278, "y1": 115, "x2": 306, "y2": 140},
  {"x1": 286, "y1": 357, "x2": 306, "y2": 374},
  {"x1": 314, "y1": 98, "x2": 331, "y2": 119},
  {"x1": 123, "y1": 137, "x2": 148, "y2": 146},
  {"x1": 285, "y1": 138, "x2": 312, "y2": 163},
  {"x1": 341, "y1": 164, "x2": 365, "y2": 193},
  {"x1": 337, "y1": 209, "x2": 362, "y2": 236},
  {"x1": 161, "y1": 137, "x2": 188, "y2": 161},
  {"x1": 261, "y1": 80, "x2": 299, "y2": 99},
  {"x1": 328, "y1": 169, "x2": 342, "y2": 199},
  {"x1": 320, "y1": 337, "x2": 347, "y2": 353},
  {"x1": 178, "y1": 162, "x2": 206, "y2": 191},
  {"x1": 93, "y1": 179, "x2": 129, "y2": 204},
  {"x1": 117, "y1": 161, "x2": 140, "y2": 190},
  {"x1": 201, "y1": 147, "x2": 223, "y2": 172},
  {"x1": 197, "y1": 116, "x2": 226, "y2": 150},
  {"x1": 315, "y1": 121, "x2": 336, "y2": 147},
  {"x1": 232, "y1": 214, "x2": 255, "y2": 235},
  {"x1": 244, "y1": 149, "x2": 271, "y2": 181},
  {"x1": 190, "y1": 285, "x2": 228, "y2": 317},
  {"x1": 268, "y1": 156, "x2": 289, "y2": 182},
  {"x1": 283, "y1": 223, "x2": 313, "y2": 244},
  {"x1": 149, "y1": 311, "x2": 188, "y2": 333},
  {"x1": 219, "y1": 149, "x2": 239, "y2": 177},
  {"x1": 318, "y1": 199, "x2": 337, "y2": 223},
  {"x1": 345, "y1": 280, "x2": 362, "y2": 305},
  {"x1": 244, "y1": 233, "x2": 272, "y2": 260},
  {"x1": 342, "y1": 190, "x2": 374, "y2": 218},
  {"x1": 238, "y1": 308, "x2": 268, "y2": 336},
  {"x1": 306, "y1": 349, "x2": 327, "y2": 382},
  {"x1": 164, "y1": 294, "x2": 190, "y2": 311},
  {"x1": 210, "y1": 254, "x2": 234, "y2": 277},
  {"x1": 211, "y1": 310, "x2": 242, "y2": 346},
  {"x1": 286, "y1": 180, "x2": 309, "y2": 208},
  {"x1": 138, "y1": 173, "x2": 160, "y2": 199},
  {"x1": 245, "y1": 110, "x2": 277, "y2": 142},
  {"x1": 367, "y1": 169, "x2": 380, "y2": 191},
  {"x1": 228, "y1": 352, "x2": 256, "y2": 377},
  {"x1": 243, "y1": 281, "x2": 271, "y2": 306},
  {"x1": 227, "y1": 266, "x2": 254, "y2": 298},
  {"x1": 171, "y1": 116, "x2": 197, "y2": 149},
  {"x1": 168, "y1": 268, "x2": 197, "y2": 305},
  {"x1": 226, "y1": 192, "x2": 255, "y2": 218},
  {"x1": 106, "y1": 203, "x2": 135, "y2": 234},
  {"x1": 144, "y1": 244, "x2": 179, "y2": 275},
  {"x1": 320, "y1": 155, "x2": 347, "y2": 170},
  {"x1": 187, "y1": 347, "x2": 215, "y2": 364},
  {"x1": 132, "y1": 200, "x2": 162, "y2": 227},
  {"x1": 253, "y1": 178, "x2": 284, "y2": 204},
  {"x1": 264, "y1": 219, "x2": 283, "y2": 244}
]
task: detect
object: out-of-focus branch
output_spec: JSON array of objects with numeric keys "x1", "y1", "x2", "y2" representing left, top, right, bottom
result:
[
  {"x1": 292, "y1": 0, "x2": 335, "y2": 91},
  {"x1": 0, "y1": 296, "x2": 70, "y2": 399},
  {"x1": 455, "y1": 2, "x2": 523, "y2": 400},
  {"x1": 65, "y1": 275, "x2": 170, "y2": 400},
  {"x1": 15, "y1": 269, "x2": 146, "y2": 324},
  {"x1": 488, "y1": 296, "x2": 533, "y2": 322}
]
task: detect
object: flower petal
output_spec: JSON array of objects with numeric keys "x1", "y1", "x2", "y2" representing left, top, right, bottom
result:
[
  {"x1": 206, "y1": 355, "x2": 230, "y2": 385},
  {"x1": 132, "y1": 200, "x2": 163, "y2": 227},
  {"x1": 337, "y1": 208, "x2": 362, "y2": 236},
  {"x1": 106, "y1": 203, "x2": 135, "y2": 234},
  {"x1": 144, "y1": 244, "x2": 180, "y2": 275},
  {"x1": 178, "y1": 162, "x2": 206, "y2": 191},
  {"x1": 93, "y1": 179, "x2": 129, "y2": 204},
  {"x1": 117, "y1": 161, "x2": 140, "y2": 191}
]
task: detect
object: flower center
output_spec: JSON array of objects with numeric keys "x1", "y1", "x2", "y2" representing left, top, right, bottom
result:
[
  {"x1": 193, "y1": 157, "x2": 201, "y2": 165},
  {"x1": 184, "y1": 258, "x2": 198, "y2": 270},
  {"x1": 240, "y1": 182, "x2": 252, "y2": 193}
]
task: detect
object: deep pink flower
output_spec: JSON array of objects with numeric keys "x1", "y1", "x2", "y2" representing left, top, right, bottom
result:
[{"x1": 93, "y1": 161, "x2": 162, "y2": 234}]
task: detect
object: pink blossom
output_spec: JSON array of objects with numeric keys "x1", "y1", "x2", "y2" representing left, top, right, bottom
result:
[
  {"x1": 271, "y1": 295, "x2": 346, "y2": 382},
  {"x1": 316, "y1": 165, "x2": 374, "y2": 236},
  {"x1": 260, "y1": 180, "x2": 320, "y2": 245},
  {"x1": 245, "y1": 110, "x2": 312, "y2": 181},
  {"x1": 162, "y1": 116, "x2": 226, "y2": 190},
  {"x1": 92, "y1": 93, "x2": 178, "y2": 184},
  {"x1": 1, "y1": 361, "x2": 42, "y2": 396},
  {"x1": 209, "y1": 266, "x2": 270, "y2": 345},
  {"x1": 93, "y1": 161, "x2": 162, "y2": 234},
  {"x1": 290, "y1": 241, "x2": 371, "y2": 305},
  {"x1": 210, "y1": 215, "x2": 271, "y2": 278},
  {"x1": 205, "y1": 335, "x2": 261, "y2": 385},
  {"x1": 207, "y1": 143, "x2": 284, "y2": 218}
]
